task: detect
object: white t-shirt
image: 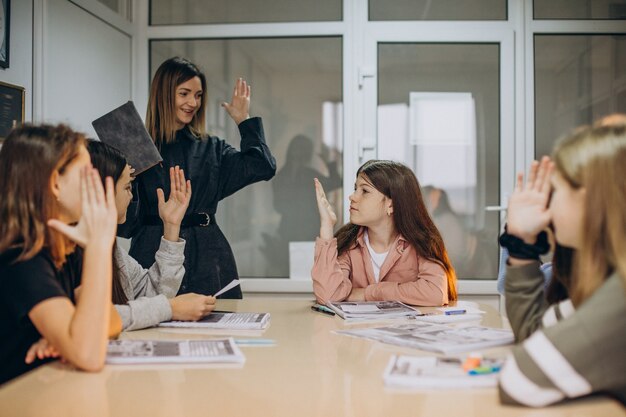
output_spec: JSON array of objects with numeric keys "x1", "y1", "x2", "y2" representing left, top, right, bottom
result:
[{"x1": 363, "y1": 230, "x2": 389, "y2": 282}]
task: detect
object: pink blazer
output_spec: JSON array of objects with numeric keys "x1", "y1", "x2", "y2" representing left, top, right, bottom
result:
[{"x1": 311, "y1": 228, "x2": 449, "y2": 306}]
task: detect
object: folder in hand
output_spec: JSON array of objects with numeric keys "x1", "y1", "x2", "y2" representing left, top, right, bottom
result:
[{"x1": 92, "y1": 101, "x2": 162, "y2": 174}]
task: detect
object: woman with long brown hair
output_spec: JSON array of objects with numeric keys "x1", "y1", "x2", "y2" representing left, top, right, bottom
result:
[
  {"x1": 0, "y1": 124, "x2": 120, "y2": 384},
  {"x1": 118, "y1": 57, "x2": 276, "y2": 299},
  {"x1": 312, "y1": 160, "x2": 457, "y2": 306}
]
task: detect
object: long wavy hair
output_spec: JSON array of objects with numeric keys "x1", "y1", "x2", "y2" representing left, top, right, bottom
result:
[
  {"x1": 86, "y1": 140, "x2": 128, "y2": 305},
  {"x1": 146, "y1": 57, "x2": 208, "y2": 146},
  {"x1": 335, "y1": 160, "x2": 457, "y2": 301},
  {"x1": 552, "y1": 124, "x2": 626, "y2": 305},
  {"x1": 0, "y1": 124, "x2": 85, "y2": 268}
]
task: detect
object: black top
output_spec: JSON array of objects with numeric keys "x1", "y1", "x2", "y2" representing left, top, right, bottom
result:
[
  {"x1": 118, "y1": 117, "x2": 276, "y2": 298},
  {"x1": 0, "y1": 248, "x2": 81, "y2": 385}
]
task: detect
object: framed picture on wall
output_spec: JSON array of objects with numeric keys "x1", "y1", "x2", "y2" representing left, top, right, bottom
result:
[
  {"x1": 0, "y1": 81, "x2": 24, "y2": 141},
  {"x1": 0, "y1": 0, "x2": 9, "y2": 68}
]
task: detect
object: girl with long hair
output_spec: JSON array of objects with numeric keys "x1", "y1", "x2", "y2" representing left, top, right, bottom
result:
[
  {"x1": 87, "y1": 141, "x2": 216, "y2": 331},
  {"x1": 312, "y1": 160, "x2": 457, "y2": 306},
  {"x1": 498, "y1": 124, "x2": 626, "y2": 406},
  {"x1": 0, "y1": 124, "x2": 120, "y2": 384},
  {"x1": 118, "y1": 57, "x2": 276, "y2": 298}
]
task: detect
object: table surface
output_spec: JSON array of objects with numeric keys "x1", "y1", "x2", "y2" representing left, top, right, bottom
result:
[{"x1": 0, "y1": 298, "x2": 623, "y2": 417}]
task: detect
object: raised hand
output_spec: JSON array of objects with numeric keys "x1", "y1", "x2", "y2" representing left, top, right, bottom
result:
[
  {"x1": 48, "y1": 167, "x2": 118, "y2": 249},
  {"x1": 221, "y1": 78, "x2": 250, "y2": 125},
  {"x1": 507, "y1": 156, "x2": 554, "y2": 244},
  {"x1": 157, "y1": 166, "x2": 192, "y2": 242},
  {"x1": 315, "y1": 178, "x2": 337, "y2": 240}
]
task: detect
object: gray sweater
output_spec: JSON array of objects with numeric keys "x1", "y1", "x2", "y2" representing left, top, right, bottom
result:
[
  {"x1": 499, "y1": 261, "x2": 626, "y2": 407},
  {"x1": 113, "y1": 237, "x2": 185, "y2": 331}
]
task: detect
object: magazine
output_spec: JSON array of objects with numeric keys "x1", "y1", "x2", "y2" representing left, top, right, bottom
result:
[
  {"x1": 106, "y1": 338, "x2": 245, "y2": 364},
  {"x1": 159, "y1": 312, "x2": 271, "y2": 330},
  {"x1": 384, "y1": 355, "x2": 503, "y2": 389},
  {"x1": 336, "y1": 322, "x2": 514, "y2": 353},
  {"x1": 326, "y1": 301, "x2": 420, "y2": 321}
]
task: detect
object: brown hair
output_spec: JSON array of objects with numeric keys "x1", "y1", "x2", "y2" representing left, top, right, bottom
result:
[
  {"x1": 0, "y1": 124, "x2": 85, "y2": 268},
  {"x1": 335, "y1": 160, "x2": 458, "y2": 301},
  {"x1": 552, "y1": 124, "x2": 626, "y2": 305},
  {"x1": 146, "y1": 57, "x2": 207, "y2": 146}
]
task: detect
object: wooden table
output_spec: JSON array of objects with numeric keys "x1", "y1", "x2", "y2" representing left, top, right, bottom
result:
[{"x1": 0, "y1": 299, "x2": 623, "y2": 417}]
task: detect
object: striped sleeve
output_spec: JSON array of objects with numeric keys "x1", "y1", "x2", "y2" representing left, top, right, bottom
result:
[{"x1": 499, "y1": 273, "x2": 626, "y2": 407}]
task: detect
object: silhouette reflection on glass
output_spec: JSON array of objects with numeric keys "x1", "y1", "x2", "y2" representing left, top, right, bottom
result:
[
  {"x1": 263, "y1": 134, "x2": 342, "y2": 276},
  {"x1": 422, "y1": 185, "x2": 493, "y2": 279}
]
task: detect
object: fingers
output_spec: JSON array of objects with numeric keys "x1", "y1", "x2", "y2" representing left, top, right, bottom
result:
[
  {"x1": 104, "y1": 176, "x2": 116, "y2": 211},
  {"x1": 540, "y1": 161, "x2": 554, "y2": 196},
  {"x1": 186, "y1": 179, "x2": 192, "y2": 197},
  {"x1": 525, "y1": 160, "x2": 539, "y2": 191},
  {"x1": 177, "y1": 167, "x2": 185, "y2": 194},
  {"x1": 25, "y1": 343, "x2": 38, "y2": 364},
  {"x1": 533, "y1": 156, "x2": 551, "y2": 192},
  {"x1": 156, "y1": 188, "x2": 165, "y2": 205},
  {"x1": 47, "y1": 219, "x2": 77, "y2": 241},
  {"x1": 515, "y1": 172, "x2": 524, "y2": 192},
  {"x1": 90, "y1": 168, "x2": 106, "y2": 205},
  {"x1": 246, "y1": 84, "x2": 251, "y2": 98},
  {"x1": 169, "y1": 166, "x2": 176, "y2": 194}
]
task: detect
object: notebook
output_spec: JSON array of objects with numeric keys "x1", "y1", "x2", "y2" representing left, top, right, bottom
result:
[
  {"x1": 92, "y1": 101, "x2": 162, "y2": 174},
  {"x1": 326, "y1": 301, "x2": 421, "y2": 321},
  {"x1": 106, "y1": 338, "x2": 245, "y2": 364}
]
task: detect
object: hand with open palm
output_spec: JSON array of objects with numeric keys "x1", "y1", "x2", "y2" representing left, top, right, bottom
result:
[
  {"x1": 314, "y1": 178, "x2": 337, "y2": 240},
  {"x1": 221, "y1": 78, "x2": 250, "y2": 125},
  {"x1": 507, "y1": 156, "x2": 554, "y2": 244},
  {"x1": 157, "y1": 166, "x2": 192, "y2": 242}
]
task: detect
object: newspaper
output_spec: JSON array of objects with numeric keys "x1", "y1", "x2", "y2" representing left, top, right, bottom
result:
[
  {"x1": 106, "y1": 338, "x2": 245, "y2": 364},
  {"x1": 159, "y1": 312, "x2": 271, "y2": 330},
  {"x1": 336, "y1": 322, "x2": 514, "y2": 353},
  {"x1": 326, "y1": 301, "x2": 420, "y2": 321},
  {"x1": 384, "y1": 355, "x2": 503, "y2": 389}
]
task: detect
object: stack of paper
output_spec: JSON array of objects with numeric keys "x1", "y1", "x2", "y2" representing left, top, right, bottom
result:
[
  {"x1": 106, "y1": 338, "x2": 245, "y2": 364},
  {"x1": 336, "y1": 322, "x2": 514, "y2": 353},
  {"x1": 384, "y1": 355, "x2": 502, "y2": 389},
  {"x1": 326, "y1": 301, "x2": 421, "y2": 321},
  {"x1": 159, "y1": 312, "x2": 271, "y2": 330}
]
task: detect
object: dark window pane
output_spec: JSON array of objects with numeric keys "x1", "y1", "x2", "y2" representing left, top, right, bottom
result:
[{"x1": 370, "y1": 0, "x2": 506, "y2": 21}]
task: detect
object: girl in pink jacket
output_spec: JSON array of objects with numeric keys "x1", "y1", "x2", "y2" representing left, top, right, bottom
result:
[{"x1": 312, "y1": 160, "x2": 457, "y2": 306}]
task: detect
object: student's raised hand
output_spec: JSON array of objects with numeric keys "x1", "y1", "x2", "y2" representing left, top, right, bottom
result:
[
  {"x1": 507, "y1": 156, "x2": 554, "y2": 244},
  {"x1": 315, "y1": 178, "x2": 337, "y2": 240},
  {"x1": 25, "y1": 338, "x2": 61, "y2": 364},
  {"x1": 221, "y1": 78, "x2": 250, "y2": 125},
  {"x1": 48, "y1": 167, "x2": 118, "y2": 249},
  {"x1": 169, "y1": 293, "x2": 216, "y2": 321},
  {"x1": 157, "y1": 166, "x2": 192, "y2": 241}
]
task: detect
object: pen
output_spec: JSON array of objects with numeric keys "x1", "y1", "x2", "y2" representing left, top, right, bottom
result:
[
  {"x1": 445, "y1": 309, "x2": 466, "y2": 315},
  {"x1": 311, "y1": 305, "x2": 336, "y2": 316}
]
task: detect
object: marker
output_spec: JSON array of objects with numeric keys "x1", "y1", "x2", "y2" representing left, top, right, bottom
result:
[
  {"x1": 468, "y1": 365, "x2": 501, "y2": 375},
  {"x1": 234, "y1": 339, "x2": 276, "y2": 346},
  {"x1": 311, "y1": 305, "x2": 336, "y2": 316},
  {"x1": 445, "y1": 309, "x2": 466, "y2": 315}
]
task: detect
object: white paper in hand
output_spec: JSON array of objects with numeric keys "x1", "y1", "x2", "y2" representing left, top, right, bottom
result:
[{"x1": 214, "y1": 279, "x2": 241, "y2": 297}]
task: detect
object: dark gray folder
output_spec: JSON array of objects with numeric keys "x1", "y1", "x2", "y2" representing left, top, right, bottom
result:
[{"x1": 92, "y1": 101, "x2": 162, "y2": 174}]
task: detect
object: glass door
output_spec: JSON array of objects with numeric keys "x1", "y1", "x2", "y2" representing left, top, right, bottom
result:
[{"x1": 359, "y1": 27, "x2": 515, "y2": 282}]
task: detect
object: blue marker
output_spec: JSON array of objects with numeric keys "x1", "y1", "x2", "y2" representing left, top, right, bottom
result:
[{"x1": 445, "y1": 309, "x2": 466, "y2": 315}]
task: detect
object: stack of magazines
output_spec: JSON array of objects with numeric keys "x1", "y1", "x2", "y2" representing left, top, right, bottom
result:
[
  {"x1": 326, "y1": 301, "x2": 420, "y2": 321},
  {"x1": 384, "y1": 355, "x2": 503, "y2": 389},
  {"x1": 336, "y1": 322, "x2": 514, "y2": 353},
  {"x1": 106, "y1": 338, "x2": 245, "y2": 364},
  {"x1": 159, "y1": 312, "x2": 271, "y2": 330}
]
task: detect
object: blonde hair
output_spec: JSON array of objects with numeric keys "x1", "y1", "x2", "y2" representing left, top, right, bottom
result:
[
  {"x1": 552, "y1": 124, "x2": 626, "y2": 305},
  {"x1": 0, "y1": 124, "x2": 85, "y2": 268},
  {"x1": 146, "y1": 57, "x2": 207, "y2": 146}
]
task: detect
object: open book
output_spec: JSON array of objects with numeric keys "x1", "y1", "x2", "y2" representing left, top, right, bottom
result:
[
  {"x1": 106, "y1": 338, "x2": 245, "y2": 364},
  {"x1": 384, "y1": 355, "x2": 503, "y2": 389},
  {"x1": 159, "y1": 312, "x2": 271, "y2": 330},
  {"x1": 336, "y1": 322, "x2": 514, "y2": 353},
  {"x1": 326, "y1": 301, "x2": 420, "y2": 321}
]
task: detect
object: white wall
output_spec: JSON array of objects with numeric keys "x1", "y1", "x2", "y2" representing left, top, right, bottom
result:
[
  {"x1": 40, "y1": 0, "x2": 132, "y2": 137},
  {"x1": 0, "y1": 0, "x2": 33, "y2": 122}
]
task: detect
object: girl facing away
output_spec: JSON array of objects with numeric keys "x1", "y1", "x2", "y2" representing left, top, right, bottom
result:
[
  {"x1": 0, "y1": 124, "x2": 120, "y2": 384},
  {"x1": 312, "y1": 160, "x2": 457, "y2": 306},
  {"x1": 87, "y1": 141, "x2": 216, "y2": 331},
  {"x1": 498, "y1": 124, "x2": 626, "y2": 406}
]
